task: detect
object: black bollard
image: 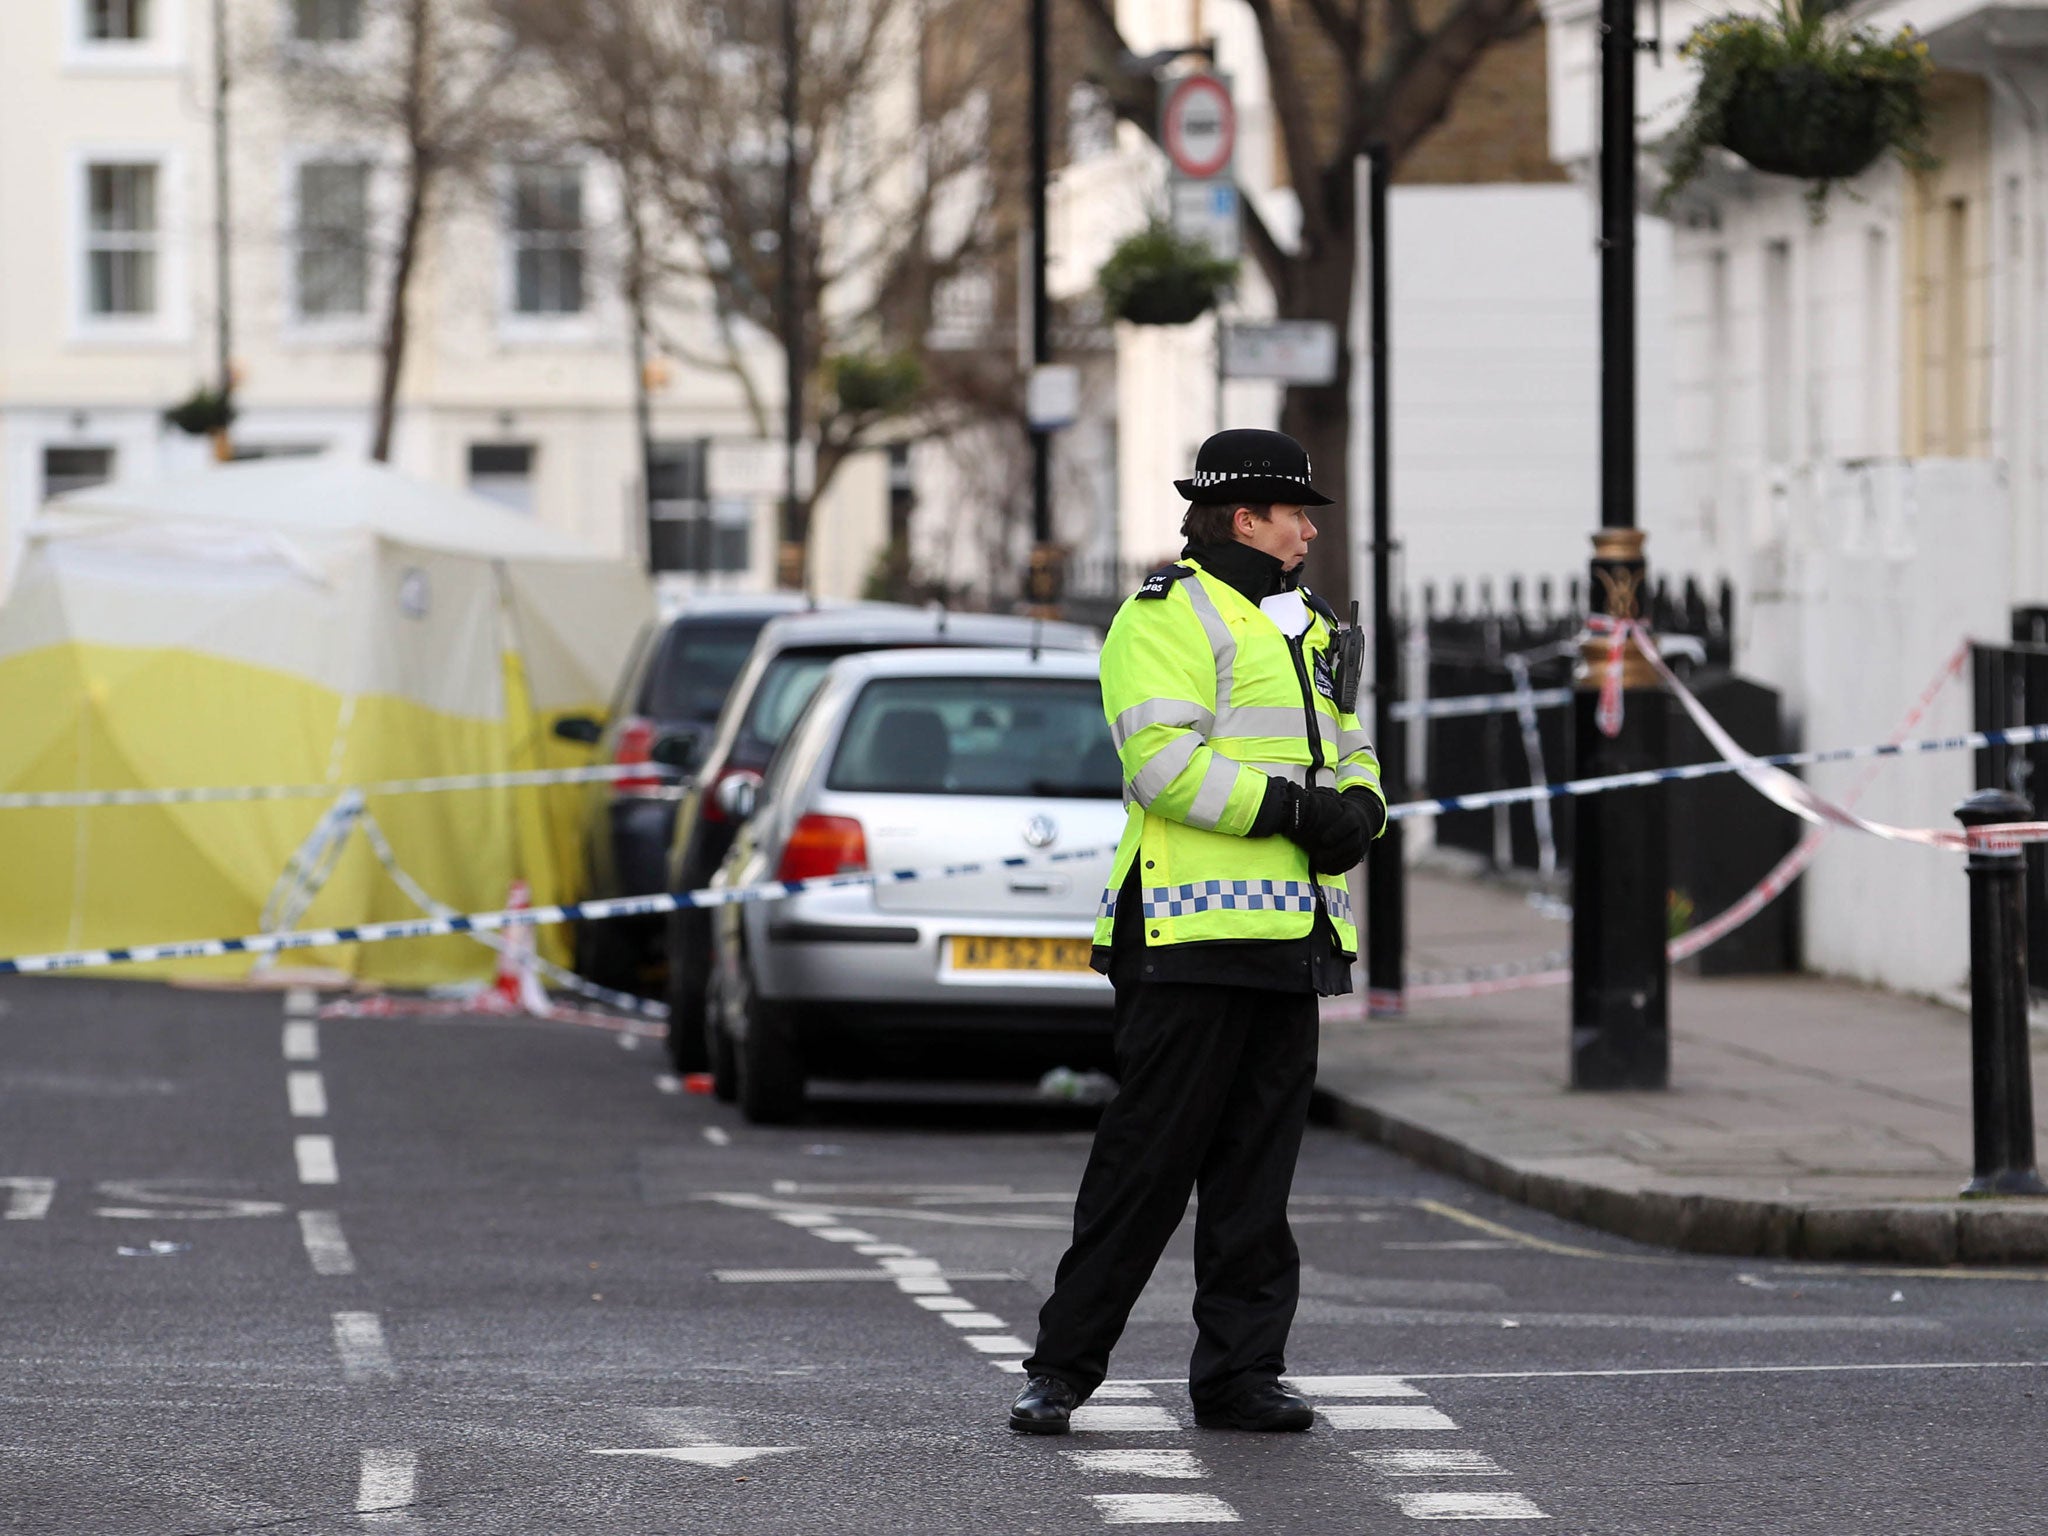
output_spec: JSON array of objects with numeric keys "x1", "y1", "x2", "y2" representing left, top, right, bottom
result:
[{"x1": 1954, "y1": 789, "x2": 2048, "y2": 1198}]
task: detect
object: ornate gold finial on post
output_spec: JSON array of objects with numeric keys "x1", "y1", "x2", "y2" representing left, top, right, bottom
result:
[{"x1": 1579, "y1": 528, "x2": 1659, "y2": 691}]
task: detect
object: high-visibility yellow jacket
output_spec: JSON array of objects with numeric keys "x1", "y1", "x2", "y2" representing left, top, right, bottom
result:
[{"x1": 1094, "y1": 558, "x2": 1386, "y2": 953}]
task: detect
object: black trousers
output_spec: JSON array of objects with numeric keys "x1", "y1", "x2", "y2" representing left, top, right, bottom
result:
[{"x1": 1023, "y1": 979, "x2": 1319, "y2": 1405}]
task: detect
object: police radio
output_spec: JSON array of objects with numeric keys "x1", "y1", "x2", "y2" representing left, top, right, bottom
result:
[{"x1": 1333, "y1": 601, "x2": 1366, "y2": 714}]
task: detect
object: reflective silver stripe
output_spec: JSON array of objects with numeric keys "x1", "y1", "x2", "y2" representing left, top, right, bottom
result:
[
  {"x1": 1248, "y1": 761, "x2": 1309, "y2": 787},
  {"x1": 1213, "y1": 704, "x2": 1308, "y2": 740},
  {"x1": 1130, "y1": 731, "x2": 1200, "y2": 806},
  {"x1": 1180, "y1": 576, "x2": 1237, "y2": 715},
  {"x1": 1113, "y1": 696, "x2": 1215, "y2": 748},
  {"x1": 1334, "y1": 763, "x2": 1379, "y2": 791},
  {"x1": 1338, "y1": 727, "x2": 1376, "y2": 759},
  {"x1": 1185, "y1": 755, "x2": 1243, "y2": 830}
]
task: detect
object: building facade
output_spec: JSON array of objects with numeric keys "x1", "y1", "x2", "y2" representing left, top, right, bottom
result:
[
  {"x1": 0, "y1": 0, "x2": 892, "y2": 599},
  {"x1": 1543, "y1": 0, "x2": 2048, "y2": 996}
]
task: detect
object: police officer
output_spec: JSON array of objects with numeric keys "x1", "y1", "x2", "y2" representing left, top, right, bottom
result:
[{"x1": 1010, "y1": 428, "x2": 1386, "y2": 1436}]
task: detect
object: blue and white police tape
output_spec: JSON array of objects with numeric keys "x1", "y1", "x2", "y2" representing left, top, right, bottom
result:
[
  {"x1": 0, "y1": 761, "x2": 681, "y2": 812},
  {"x1": 1385, "y1": 720, "x2": 2048, "y2": 823},
  {"x1": 13, "y1": 716, "x2": 2048, "y2": 981},
  {"x1": 1390, "y1": 688, "x2": 1572, "y2": 723},
  {"x1": 0, "y1": 845, "x2": 1120, "y2": 977},
  {"x1": 352, "y1": 807, "x2": 671, "y2": 1021}
]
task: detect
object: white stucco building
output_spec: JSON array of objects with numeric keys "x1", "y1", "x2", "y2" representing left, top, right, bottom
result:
[
  {"x1": 1544, "y1": 0, "x2": 2048, "y2": 996},
  {"x1": 0, "y1": 0, "x2": 892, "y2": 598}
]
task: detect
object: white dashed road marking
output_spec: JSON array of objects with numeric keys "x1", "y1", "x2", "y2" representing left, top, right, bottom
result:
[
  {"x1": 1087, "y1": 1493, "x2": 1239, "y2": 1524},
  {"x1": 941, "y1": 1312, "x2": 1008, "y2": 1329},
  {"x1": 298, "y1": 1211, "x2": 356, "y2": 1276},
  {"x1": 1287, "y1": 1375, "x2": 1425, "y2": 1398},
  {"x1": 332, "y1": 1311, "x2": 394, "y2": 1382},
  {"x1": 915, "y1": 1295, "x2": 974, "y2": 1311},
  {"x1": 1065, "y1": 1450, "x2": 1206, "y2": 1478},
  {"x1": 286, "y1": 1070, "x2": 327, "y2": 1118},
  {"x1": 282, "y1": 1020, "x2": 319, "y2": 1061},
  {"x1": 284, "y1": 987, "x2": 317, "y2": 1018},
  {"x1": 355, "y1": 1448, "x2": 416, "y2": 1515},
  {"x1": 1389, "y1": 1492, "x2": 1547, "y2": 1521},
  {"x1": 1, "y1": 1177, "x2": 55, "y2": 1220},
  {"x1": 591, "y1": 1445, "x2": 802, "y2": 1468},
  {"x1": 1356, "y1": 1449, "x2": 1509, "y2": 1477},
  {"x1": 1323, "y1": 1404, "x2": 1460, "y2": 1431},
  {"x1": 1068, "y1": 1404, "x2": 1180, "y2": 1433},
  {"x1": 966, "y1": 1334, "x2": 1032, "y2": 1354},
  {"x1": 294, "y1": 1134, "x2": 338, "y2": 1185},
  {"x1": 701, "y1": 1125, "x2": 729, "y2": 1145}
]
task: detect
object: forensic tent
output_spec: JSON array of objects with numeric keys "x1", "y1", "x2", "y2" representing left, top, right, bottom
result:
[{"x1": 0, "y1": 457, "x2": 651, "y2": 984}]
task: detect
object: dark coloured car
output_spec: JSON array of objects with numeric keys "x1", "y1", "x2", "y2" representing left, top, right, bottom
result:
[
  {"x1": 555, "y1": 594, "x2": 812, "y2": 992},
  {"x1": 660, "y1": 605, "x2": 1098, "y2": 1071}
]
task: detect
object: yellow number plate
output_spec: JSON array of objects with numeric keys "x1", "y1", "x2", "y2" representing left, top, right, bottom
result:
[{"x1": 949, "y1": 936, "x2": 1094, "y2": 973}]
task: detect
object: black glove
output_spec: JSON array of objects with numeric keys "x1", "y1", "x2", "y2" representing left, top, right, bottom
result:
[{"x1": 1254, "y1": 780, "x2": 1367, "y2": 874}]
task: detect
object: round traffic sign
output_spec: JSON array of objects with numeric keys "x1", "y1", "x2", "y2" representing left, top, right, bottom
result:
[{"x1": 1161, "y1": 74, "x2": 1235, "y2": 181}]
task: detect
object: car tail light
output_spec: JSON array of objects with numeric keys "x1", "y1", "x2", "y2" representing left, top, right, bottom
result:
[
  {"x1": 777, "y1": 815, "x2": 869, "y2": 883},
  {"x1": 612, "y1": 716, "x2": 662, "y2": 793}
]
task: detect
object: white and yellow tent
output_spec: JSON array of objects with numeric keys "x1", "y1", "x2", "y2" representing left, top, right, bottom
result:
[{"x1": 0, "y1": 457, "x2": 651, "y2": 985}]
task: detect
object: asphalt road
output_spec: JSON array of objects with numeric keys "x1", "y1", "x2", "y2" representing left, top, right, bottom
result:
[{"x1": 3, "y1": 975, "x2": 2045, "y2": 1535}]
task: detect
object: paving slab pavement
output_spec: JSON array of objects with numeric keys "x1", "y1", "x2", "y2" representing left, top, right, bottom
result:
[{"x1": 1316, "y1": 865, "x2": 2048, "y2": 1266}]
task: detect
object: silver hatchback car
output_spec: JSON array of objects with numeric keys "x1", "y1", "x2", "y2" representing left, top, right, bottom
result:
[{"x1": 707, "y1": 647, "x2": 1123, "y2": 1122}]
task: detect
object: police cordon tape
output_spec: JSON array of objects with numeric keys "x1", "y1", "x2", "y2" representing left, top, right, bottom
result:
[
  {"x1": 9, "y1": 716, "x2": 2048, "y2": 981},
  {"x1": 0, "y1": 761, "x2": 682, "y2": 812},
  {"x1": 1390, "y1": 687, "x2": 1572, "y2": 722},
  {"x1": 0, "y1": 846, "x2": 1122, "y2": 977},
  {"x1": 1347, "y1": 636, "x2": 1979, "y2": 1014},
  {"x1": 1381, "y1": 719, "x2": 2048, "y2": 825}
]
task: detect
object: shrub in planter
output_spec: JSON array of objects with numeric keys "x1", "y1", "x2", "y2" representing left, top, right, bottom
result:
[
  {"x1": 1662, "y1": 0, "x2": 1934, "y2": 215},
  {"x1": 1098, "y1": 219, "x2": 1237, "y2": 327}
]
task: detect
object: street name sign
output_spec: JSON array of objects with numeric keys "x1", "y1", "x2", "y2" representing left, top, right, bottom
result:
[{"x1": 1221, "y1": 320, "x2": 1340, "y2": 385}]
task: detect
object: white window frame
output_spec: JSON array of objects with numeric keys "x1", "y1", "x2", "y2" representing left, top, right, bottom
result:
[
  {"x1": 64, "y1": 0, "x2": 185, "y2": 72},
  {"x1": 68, "y1": 146, "x2": 189, "y2": 346},
  {"x1": 496, "y1": 154, "x2": 617, "y2": 345},
  {"x1": 280, "y1": 145, "x2": 384, "y2": 344}
]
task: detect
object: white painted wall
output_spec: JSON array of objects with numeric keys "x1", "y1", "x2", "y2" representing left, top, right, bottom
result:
[{"x1": 1373, "y1": 185, "x2": 1678, "y2": 597}]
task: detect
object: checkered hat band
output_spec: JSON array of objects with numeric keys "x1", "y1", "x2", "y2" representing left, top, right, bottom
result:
[{"x1": 1188, "y1": 469, "x2": 1313, "y2": 487}]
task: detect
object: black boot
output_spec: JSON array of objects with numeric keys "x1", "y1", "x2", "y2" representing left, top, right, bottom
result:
[
  {"x1": 1193, "y1": 1379, "x2": 1314, "y2": 1431},
  {"x1": 1009, "y1": 1374, "x2": 1082, "y2": 1434}
]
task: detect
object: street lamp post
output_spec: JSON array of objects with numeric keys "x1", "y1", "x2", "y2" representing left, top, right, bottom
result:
[
  {"x1": 1365, "y1": 145, "x2": 1405, "y2": 1015},
  {"x1": 1024, "y1": 0, "x2": 1061, "y2": 609},
  {"x1": 1571, "y1": 0, "x2": 1669, "y2": 1089},
  {"x1": 778, "y1": 0, "x2": 805, "y2": 593}
]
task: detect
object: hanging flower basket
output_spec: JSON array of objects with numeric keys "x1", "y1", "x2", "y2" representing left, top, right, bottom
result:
[
  {"x1": 163, "y1": 384, "x2": 237, "y2": 437},
  {"x1": 1662, "y1": 1, "x2": 1935, "y2": 214},
  {"x1": 1098, "y1": 219, "x2": 1237, "y2": 327}
]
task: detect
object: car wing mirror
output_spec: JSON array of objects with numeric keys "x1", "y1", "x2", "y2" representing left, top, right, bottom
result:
[
  {"x1": 651, "y1": 730, "x2": 701, "y2": 773},
  {"x1": 714, "y1": 770, "x2": 762, "y2": 823},
  {"x1": 552, "y1": 714, "x2": 603, "y2": 746}
]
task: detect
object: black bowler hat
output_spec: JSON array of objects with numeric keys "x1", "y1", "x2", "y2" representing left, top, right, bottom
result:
[{"x1": 1174, "y1": 428, "x2": 1332, "y2": 506}]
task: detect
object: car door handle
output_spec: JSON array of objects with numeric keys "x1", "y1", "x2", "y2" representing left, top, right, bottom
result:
[{"x1": 1008, "y1": 877, "x2": 1070, "y2": 896}]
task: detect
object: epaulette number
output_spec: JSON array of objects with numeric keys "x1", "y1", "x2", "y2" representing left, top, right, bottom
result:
[{"x1": 1136, "y1": 564, "x2": 1195, "y2": 600}]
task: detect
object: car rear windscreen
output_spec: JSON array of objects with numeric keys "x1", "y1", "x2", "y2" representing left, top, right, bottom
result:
[
  {"x1": 826, "y1": 677, "x2": 1122, "y2": 798},
  {"x1": 645, "y1": 622, "x2": 765, "y2": 723}
]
